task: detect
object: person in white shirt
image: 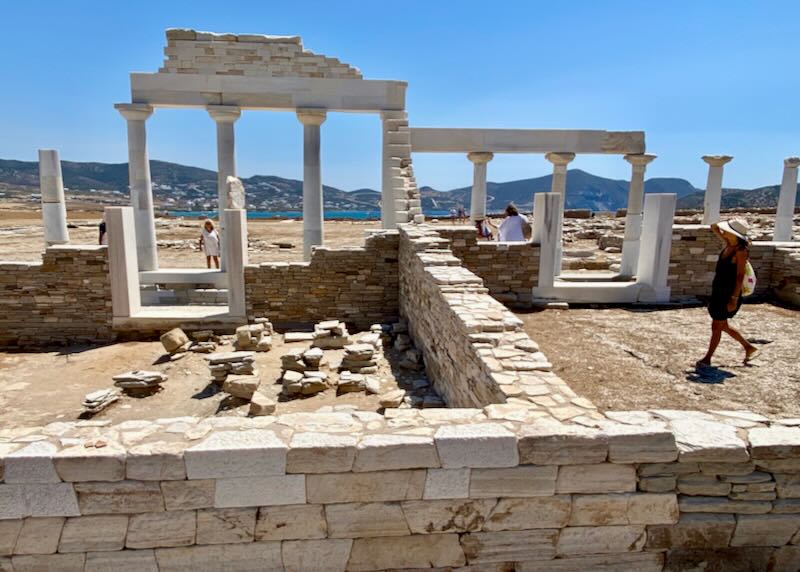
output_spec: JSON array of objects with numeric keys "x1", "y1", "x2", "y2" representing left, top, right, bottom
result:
[
  {"x1": 199, "y1": 219, "x2": 221, "y2": 269},
  {"x1": 486, "y1": 203, "x2": 530, "y2": 242}
]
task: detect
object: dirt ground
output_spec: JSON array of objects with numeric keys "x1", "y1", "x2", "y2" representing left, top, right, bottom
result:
[
  {"x1": 0, "y1": 333, "x2": 422, "y2": 430},
  {"x1": 517, "y1": 303, "x2": 800, "y2": 417}
]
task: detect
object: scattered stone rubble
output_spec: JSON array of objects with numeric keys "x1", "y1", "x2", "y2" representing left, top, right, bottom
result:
[
  {"x1": 204, "y1": 351, "x2": 256, "y2": 384},
  {"x1": 310, "y1": 320, "x2": 351, "y2": 349},
  {"x1": 159, "y1": 327, "x2": 191, "y2": 354},
  {"x1": 81, "y1": 388, "x2": 119, "y2": 414},
  {"x1": 112, "y1": 370, "x2": 168, "y2": 396},
  {"x1": 234, "y1": 318, "x2": 273, "y2": 352},
  {"x1": 281, "y1": 347, "x2": 331, "y2": 397}
]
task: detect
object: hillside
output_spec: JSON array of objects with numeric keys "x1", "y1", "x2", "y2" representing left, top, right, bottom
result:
[{"x1": 2, "y1": 157, "x2": 784, "y2": 212}]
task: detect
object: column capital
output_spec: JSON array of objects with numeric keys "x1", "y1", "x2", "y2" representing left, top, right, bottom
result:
[
  {"x1": 702, "y1": 155, "x2": 733, "y2": 167},
  {"x1": 467, "y1": 152, "x2": 494, "y2": 164},
  {"x1": 114, "y1": 103, "x2": 153, "y2": 121},
  {"x1": 297, "y1": 108, "x2": 327, "y2": 126},
  {"x1": 207, "y1": 105, "x2": 241, "y2": 123},
  {"x1": 784, "y1": 157, "x2": 800, "y2": 168},
  {"x1": 624, "y1": 153, "x2": 657, "y2": 167},
  {"x1": 545, "y1": 152, "x2": 576, "y2": 166}
]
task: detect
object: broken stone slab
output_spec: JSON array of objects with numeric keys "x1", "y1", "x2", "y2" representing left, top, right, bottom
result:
[
  {"x1": 284, "y1": 332, "x2": 315, "y2": 343},
  {"x1": 160, "y1": 328, "x2": 190, "y2": 354},
  {"x1": 312, "y1": 336, "x2": 350, "y2": 349},
  {"x1": 434, "y1": 423, "x2": 519, "y2": 468},
  {"x1": 379, "y1": 389, "x2": 405, "y2": 408},
  {"x1": 748, "y1": 426, "x2": 800, "y2": 459},
  {"x1": 112, "y1": 371, "x2": 168, "y2": 389},
  {"x1": 670, "y1": 417, "x2": 749, "y2": 463},
  {"x1": 337, "y1": 372, "x2": 366, "y2": 394},
  {"x1": 249, "y1": 391, "x2": 277, "y2": 417},
  {"x1": 204, "y1": 351, "x2": 255, "y2": 365},
  {"x1": 82, "y1": 389, "x2": 120, "y2": 413},
  {"x1": 343, "y1": 343, "x2": 375, "y2": 360},
  {"x1": 222, "y1": 376, "x2": 259, "y2": 400},
  {"x1": 189, "y1": 341, "x2": 217, "y2": 353},
  {"x1": 302, "y1": 347, "x2": 324, "y2": 368},
  {"x1": 191, "y1": 330, "x2": 215, "y2": 342}
]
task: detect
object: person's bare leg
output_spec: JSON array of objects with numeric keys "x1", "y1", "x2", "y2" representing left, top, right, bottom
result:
[
  {"x1": 213, "y1": 256, "x2": 220, "y2": 269},
  {"x1": 722, "y1": 322, "x2": 758, "y2": 362},
  {"x1": 206, "y1": 255, "x2": 211, "y2": 269},
  {"x1": 697, "y1": 320, "x2": 724, "y2": 367}
]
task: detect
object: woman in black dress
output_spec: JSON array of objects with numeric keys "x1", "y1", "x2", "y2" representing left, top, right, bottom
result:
[{"x1": 696, "y1": 219, "x2": 759, "y2": 368}]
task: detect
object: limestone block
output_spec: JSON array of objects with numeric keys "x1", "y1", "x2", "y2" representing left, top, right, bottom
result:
[
  {"x1": 54, "y1": 445, "x2": 126, "y2": 482},
  {"x1": 519, "y1": 552, "x2": 663, "y2": 572},
  {"x1": 126, "y1": 442, "x2": 186, "y2": 481},
  {"x1": 569, "y1": 493, "x2": 678, "y2": 526},
  {"x1": 214, "y1": 475, "x2": 305, "y2": 508},
  {"x1": 730, "y1": 514, "x2": 800, "y2": 546},
  {"x1": 13, "y1": 517, "x2": 63, "y2": 555},
  {"x1": 74, "y1": 481, "x2": 164, "y2": 514},
  {"x1": 748, "y1": 426, "x2": 800, "y2": 459},
  {"x1": 222, "y1": 376, "x2": 259, "y2": 400},
  {"x1": 461, "y1": 529, "x2": 558, "y2": 564},
  {"x1": 678, "y1": 496, "x2": 772, "y2": 514},
  {"x1": 770, "y1": 546, "x2": 800, "y2": 572},
  {"x1": 126, "y1": 511, "x2": 196, "y2": 549},
  {"x1": 483, "y1": 496, "x2": 571, "y2": 531},
  {"x1": 160, "y1": 480, "x2": 215, "y2": 511},
  {"x1": 605, "y1": 425, "x2": 678, "y2": 463},
  {"x1": 306, "y1": 470, "x2": 425, "y2": 504},
  {"x1": 556, "y1": 464, "x2": 636, "y2": 493},
  {"x1": 470, "y1": 466, "x2": 557, "y2": 498},
  {"x1": 286, "y1": 433, "x2": 357, "y2": 474},
  {"x1": 11, "y1": 554, "x2": 85, "y2": 571},
  {"x1": 154, "y1": 542, "x2": 282, "y2": 572},
  {"x1": 776, "y1": 474, "x2": 800, "y2": 498},
  {"x1": 84, "y1": 549, "x2": 159, "y2": 572},
  {"x1": 423, "y1": 468, "x2": 470, "y2": 500},
  {"x1": 403, "y1": 499, "x2": 496, "y2": 534},
  {"x1": 4, "y1": 442, "x2": 60, "y2": 484},
  {"x1": 646, "y1": 514, "x2": 735, "y2": 550},
  {"x1": 678, "y1": 474, "x2": 731, "y2": 496},
  {"x1": 7, "y1": 483, "x2": 80, "y2": 518},
  {"x1": 58, "y1": 515, "x2": 128, "y2": 553},
  {"x1": 670, "y1": 418, "x2": 749, "y2": 462},
  {"x1": 347, "y1": 534, "x2": 466, "y2": 571},
  {"x1": 196, "y1": 508, "x2": 255, "y2": 544},
  {"x1": 557, "y1": 525, "x2": 646, "y2": 555},
  {"x1": 640, "y1": 476, "x2": 677, "y2": 493},
  {"x1": 353, "y1": 434, "x2": 439, "y2": 472},
  {"x1": 184, "y1": 430, "x2": 287, "y2": 478},
  {"x1": 325, "y1": 502, "x2": 410, "y2": 538},
  {"x1": 0, "y1": 521, "x2": 21, "y2": 556},
  {"x1": 255, "y1": 504, "x2": 326, "y2": 541},
  {"x1": 249, "y1": 391, "x2": 277, "y2": 416},
  {"x1": 434, "y1": 424, "x2": 518, "y2": 468},
  {"x1": 160, "y1": 328, "x2": 190, "y2": 354},
  {"x1": 518, "y1": 425, "x2": 607, "y2": 465},
  {"x1": 282, "y1": 539, "x2": 352, "y2": 572}
]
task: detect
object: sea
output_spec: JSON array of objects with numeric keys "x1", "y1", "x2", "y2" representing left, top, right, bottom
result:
[{"x1": 167, "y1": 209, "x2": 455, "y2": 221}]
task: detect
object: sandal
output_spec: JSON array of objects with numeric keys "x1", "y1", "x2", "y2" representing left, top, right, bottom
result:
[{"x1": 744, "y1": 348, "x2": 760, "y2": 364}]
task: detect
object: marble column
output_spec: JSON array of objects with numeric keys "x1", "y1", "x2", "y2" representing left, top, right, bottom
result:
[
  {"x1": 223, "y1": 208, "x2": 248, "y2": 318},
  {"x1": 106, "y1": 206, "x2": 141, "y2": 318},
  {"x1": 38, "y1": 149, "x2": 69, "y2": 246},
  {"x1": 297, "y1": 109, "x2": 327, "y2": 261},
  {"x1": 701, "y1": 155, "x2": 733, "y2": 224},
  {"x1": 620, "y1": 153, "x2": 657, "y2": 277},
  {"x1": 774, "y1": 157, "x2": 800, "y2": 241},
  {"x1": 544, "y1": 152, "x2": 575, "y2": 274},
  {"x1": 467, "y1": 152, "x2": 493, "y2": 222},
  {"x1": 115, "y1": 103, "x2": 158, "y2": 271},
  {"x1": 533, "y1": 192, "x2": 563, "y2": 289},
  {"x1": 636, "y1": 193, "x2": 677, "y2": 302},
  {"x1": 208, "y1": 105, "x2": 241, "y2": 271}
]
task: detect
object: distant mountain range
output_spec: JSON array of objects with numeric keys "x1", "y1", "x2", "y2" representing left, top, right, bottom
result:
[{"x1": 0, "y1": 158, "x2": 795, "y2": 213}]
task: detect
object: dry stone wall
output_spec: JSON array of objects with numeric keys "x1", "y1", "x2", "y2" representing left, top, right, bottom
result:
[
  {"x1": 0, "y1": 246, "x2": 112, "y2": 347},
  {"x1": 161, "y1": 29, "x2": 362, "y2": 79},
  {"x1": 1, "y1": 410, "x2": 799, "y2": 571},
  {"x1": 245, "y1": 231, "x2": 399, "y2": 330},
  {"x1": 436, "y1": 226, "x2": 540, "y2": 305},
  {"x1": 771, "y1": 247, "x2": 800, "y2": 307}
]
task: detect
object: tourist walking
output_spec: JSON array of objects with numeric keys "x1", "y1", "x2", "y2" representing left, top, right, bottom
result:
[
  {"x1": 98, "y1": 215, "x2": 107, "y2": 245},
  {"x1": 696, "y1": 219, "x2": 759, "y2": 368},
  {"x1": 485, "y1": 203, "x2": 530, "y2": 242},
  {"x1": 199, "y1": 219, "x2": 221, "y2": 269}
]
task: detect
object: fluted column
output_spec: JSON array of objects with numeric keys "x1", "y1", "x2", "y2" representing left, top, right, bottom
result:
[
  {"x1": 702, "y1": 155, "x2": 733, "y2": 225},
  {"x1": 775, "y1": 157, "x2": 800, "y2": 241},
  {"x1": 620, "y1": 153, "x2": 657, "y2": 277},
  {"x1": 208, "y1": 105, "x2": 241, "y2": 271},
  {"x1": 115, "y1": 103, "x2": 158, "y2": 271},
  {"x1": 467, "y1": 152, "x2": 493, "y2": 222},
  {"x1": 297, "y1": 109, "x2": 327, "y2": 261},
  {"x1": 38, "y1": 149, "x2": 70, "y2": 246}
]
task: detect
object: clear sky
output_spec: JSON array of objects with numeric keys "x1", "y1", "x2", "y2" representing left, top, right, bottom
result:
[{"x1": 1, "y1": 0, "x2": 797, "y2": 192}]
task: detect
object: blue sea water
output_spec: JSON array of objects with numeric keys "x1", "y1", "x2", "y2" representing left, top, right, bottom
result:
[{"x1": 168, "y1": 209, "x2": 454, "y2": 220}]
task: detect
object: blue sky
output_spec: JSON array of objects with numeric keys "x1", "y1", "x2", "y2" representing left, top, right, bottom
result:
[{"x1": 1, "y1": 1, "x2": 797, "y2": 192}]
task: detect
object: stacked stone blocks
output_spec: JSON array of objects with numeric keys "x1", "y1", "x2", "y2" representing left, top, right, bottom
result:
[{"x1": 382, "y1": 111, "x2": 423, "y2": 225}]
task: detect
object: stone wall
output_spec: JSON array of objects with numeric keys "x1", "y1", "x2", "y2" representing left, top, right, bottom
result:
[
  {"x1": 0, "y1": 246, "x2": 112, "y2": 347},
  {"x1": 771, "y1": 247, "x2": 800, "y2": 307},
  {"x1": 436, "y1": 226, "x2": 540, "y2": 305},
  {"x1": 161, "y1": 29, "x2": 362, "y2": 79},
  {"x1": 245, "y1": 232, "x2": 399, "y2": 330},
  {"x1": 1, "y1": 410, "x2": 799, "y2": 571}
]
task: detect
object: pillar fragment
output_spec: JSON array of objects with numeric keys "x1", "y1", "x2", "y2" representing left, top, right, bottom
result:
[
  {"x1": 620, "y1": 153, "x2": 657, "y2": 277},
  {"x1": 224, "y1": 209, "x2": 248, "y2": 319},
  {"x1": 38, "y1": 149, "x2": 69, "y2": 246},
  {"x1": 701, "y1": 155, "x2": 733, "y2": 225},
  {"x1": 533, "y1": 192, "x2": 563, "y2": 289},
  {"x1": 467, "y1": 152, "x2": 493, "y2": 222},
  {"x1": 636, "y1": 193, "x2": 677, "y2": 302},
  {"x1": 544, "y1": 152, "x2": 575, "y2": 273},
  {"x1": 774, "y1": 157, "x2": 800, "y2": 241},
  {"x1": 208, "y1": 105, "x2": 241, "y2": 271},
  {"x1": 106, "y1": 206, "x2": 141, "y2": 318},
  {"x1": 297, "y1": 108, "x2": 327, "y2": 261}
]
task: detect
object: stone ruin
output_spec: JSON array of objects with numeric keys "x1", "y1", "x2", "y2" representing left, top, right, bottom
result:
[{"x1": 1, "y1": 27, "x2": 800, "y2": 572}]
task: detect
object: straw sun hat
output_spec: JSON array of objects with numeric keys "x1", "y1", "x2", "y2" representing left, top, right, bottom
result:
[{"x1": 718, "y1": 218, "x2": 750, "y2": 241}]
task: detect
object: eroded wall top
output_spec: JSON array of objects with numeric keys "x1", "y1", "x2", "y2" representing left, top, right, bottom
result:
[{"x1": 161, "y1": 28, "x2": 362, "y2": 79}]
